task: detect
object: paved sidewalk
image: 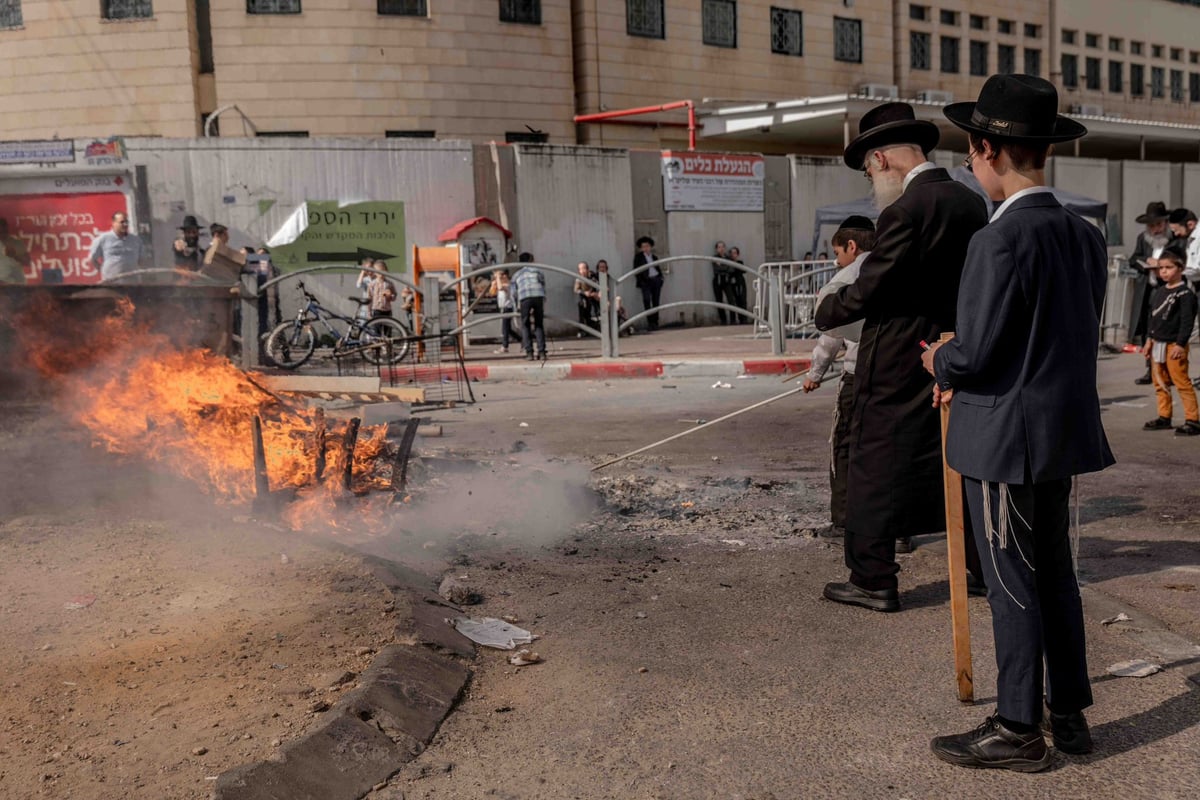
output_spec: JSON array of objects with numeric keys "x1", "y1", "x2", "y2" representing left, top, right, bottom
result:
[{"x1": 457, "y1": 323, "x2": 817, "y2": 381}]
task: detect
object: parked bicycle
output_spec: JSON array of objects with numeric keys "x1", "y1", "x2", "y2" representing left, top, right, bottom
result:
[{"x1": 265, "y1": 281, "x2": 412, "y2": 369}]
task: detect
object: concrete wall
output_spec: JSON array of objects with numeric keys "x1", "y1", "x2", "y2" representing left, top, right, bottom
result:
[
  {"x1": 665, "y1": 212, "x2": 763, "y2": 326},
  {"x1": 790, "y1": 156, "x2": 866, "y2": 258},
  {"x1": 1120, "y1": 161, "x2": 1173, "y2": 249},
  {"x1": 510, "y1": 144, "x2": 634, "y2": 335}
]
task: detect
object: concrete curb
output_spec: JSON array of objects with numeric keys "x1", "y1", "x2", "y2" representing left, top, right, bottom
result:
[
  {"x1": 422, "y1": 357, "x2": 811, "y2": 383},
  {"x1": 210, "y1": 561, "x2": 476, "y2": 800}
]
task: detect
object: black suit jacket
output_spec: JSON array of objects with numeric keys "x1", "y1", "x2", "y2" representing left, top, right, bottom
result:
[
  {"x1": 815, "y1": 167, "x2": 989, "y2": 537},
  {"x1": 934, "y1": 191, "x2": 1115, "y2": 484},
  {"x1": 633, "y1": 251, "x2": 662, "y2": 289}
]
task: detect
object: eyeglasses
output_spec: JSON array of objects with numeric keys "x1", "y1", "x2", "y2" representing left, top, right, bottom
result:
[{"x1": 962, "y1": 150, "x2": 978, "y2": 173}]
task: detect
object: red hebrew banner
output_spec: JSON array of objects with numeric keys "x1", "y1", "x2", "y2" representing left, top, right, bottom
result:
[{"x1": 0, "y1": 192, "x2": 130, "y2": 284}]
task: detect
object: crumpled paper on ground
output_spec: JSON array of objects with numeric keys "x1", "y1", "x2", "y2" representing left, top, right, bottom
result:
[
  {"x1": 451, "y1": 617, "x2": 536, "y2": 650},
  {"x1": 1106, "y1": 659, "x2": 1162, "y2": 678}
]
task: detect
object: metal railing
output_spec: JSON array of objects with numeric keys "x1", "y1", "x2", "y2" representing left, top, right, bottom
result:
[{"x1": 753, "y1": 260, "x2": 838, "y2": 340}]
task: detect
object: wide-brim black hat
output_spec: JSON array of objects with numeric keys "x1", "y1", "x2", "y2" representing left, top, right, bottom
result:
[
  {"x1": 944, "y1": 74, "x2": 1086, "y2": 144},
  {"x1": 1136, "y1": 201, "x2": 1170, "y2": 224},
  {"x1": 180, "y1": 214, "x2": 200, "y2": 230},
  {"x1": 843, "y1": 102, "x2": 940, "y2": 169}
]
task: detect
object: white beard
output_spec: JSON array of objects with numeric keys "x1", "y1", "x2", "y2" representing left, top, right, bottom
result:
[
  {"x1": 1146, "y1": 232, "x2": 1170, "y2": 250},
  {"x1": 871, "y1": 170, "x2": 905, "y2": 210}
]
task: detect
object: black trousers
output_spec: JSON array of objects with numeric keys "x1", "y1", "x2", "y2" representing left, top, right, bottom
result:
[
  {"x1": 830, "y1": 374, "x2": 854, "y2": 529},
  {"x1": 712, "y1": 275, "x2": 732, "y2": 325},
  {"x1": 640, "y1": 275, "x2": 664, "y2": 330},
  {"x1": 520, "y1": 297, "x2": 545, "y2": 355},
  {"x1": 963, "y1": 477, "x2": 1092, "y2": 726}
]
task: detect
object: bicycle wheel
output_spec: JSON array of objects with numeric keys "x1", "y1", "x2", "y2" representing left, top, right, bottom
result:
[
  {"x1": 265, "y1": 321, "x2": 316, "y2": 369},
  {"x1": 363, "y1": 316, "x2": 411, "y2": 364}
]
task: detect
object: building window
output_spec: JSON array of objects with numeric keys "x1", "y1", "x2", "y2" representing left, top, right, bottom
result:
[
  {"x1": 997, "y1": 19, "x2": 1013, "y2": 35},
  {"x1": 969, "y1": 14, "x2": 986, "y2": 31},
  {"x1": 1109, "y1": 61, "x2": 1123, "y2": 93},
  {"x1": 911, "y1": 31, "x2": 931, "y2": 70},
  {"x1": 196, "y1": 0, "x2": 213, "y2": 73},
  {"x1": 627, "y1": 0, "x2": 664, "y2": 39},
  {"x1": 378, "y1": 0, "x2": 426, "y2": 15},
  {"x1": 246, "y1": 0, "x2": 298, "y2": 12},
  {"x1": 1024, "y1": 48, "x2": 1040, "y2": 77},
  {"x1": 1109, "y1": 38, "x2": 1122, "y2": 53},
  {"x1": 770, "y1": 7, "x2": 802, "y2": 57},
  {"x1": 1024, "y1": 23, "x2": 1040, "y2": 38},
  {"x1": 833, "y1": 17, "x2": 862, "y2": 63},
  {"x1": 1152, "y1": 44, "x2": 1163, "y2": 59},
  {"x1": 1062, "y1": 29, "x2": 1076, "y2": 45},
  {"x1": 939, "y1": 9, "x2": 958, "y2": 25},
  {"x1": 969, "y1": 40, "x2": 988, "y2": 76},
  {"x1": 941, "y1": 36, "x2": 960, "y2": 73},
  {"x1": 1151, "y1": 66, "x2": 1165, "y2": 98},
  {"x1": 506, "y1": 130, "x2": 549, "y2": 144},
  {"x1": 702, "y1": 0, "x2": 736, "y2": 48},
  {"x1": 998, "y1": 44, "x2": 1015, "y2": 74},
  {"x1": 1130, "y1": 63, "x2": 1144, "y2": 96},
  {"x1": 1085, "y1": 33, "x2": 1099, "y2": 48},
  {"x1": 104, "y1": 0, "x2": 153, "y2": 18},
  {"x1": 386, "y1": 130, "x2": 435, "y2": 138},
  {"x1": 0, "y1": 0, "x2": 23, "y2": 28},
  {"x1": 499, "y1": 0, "x2": 540, "y2": 24},
  {"x1": 1171, "y1": 47, "x2": 1183, "y2": 62},
  {"x1": 1171, "y1": 68, "x2": 1184, "y2": 101},
  {"x1": 1062, "y1": 54, "x2": 1078, "y2": 88},
  {"x1": 1085, "y1": 57, "x2": 1101, "y2": 90},
  {"x1": 1192, "y1": 51, "x2": 1200, "y2": 65},
  {"x1": 1191, "y1": 73, "x2": 1200, "y2": 102},
  {"x1": 1131, "y1": 41, "x2": 1143, "y2": 56},
  {"x1": 909, "y1": 4, "x2": 928, "y2": 21}
]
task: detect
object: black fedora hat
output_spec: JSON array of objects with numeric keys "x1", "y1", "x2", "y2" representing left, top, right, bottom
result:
[
  {"x1": 843, "y1": 102, "x2": 940, "y2": 169},
  {"x1": 944, "y1": 74, "x2": 1086, "y2": 143},
  {"x1": 179, "y1": 214, "x2": 200, "y2": 230},
  {"x1": 1136, "y1": 201, "x2": 1170, "y2": 224}
]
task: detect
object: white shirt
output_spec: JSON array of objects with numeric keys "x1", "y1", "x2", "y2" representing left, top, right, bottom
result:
[
  {"x1": 644, "y1": 253, "x2": 660, "y2": 280},
  {"x1": 1185, "y1": 228, "x2": 1200, "y2": 285},
  {"x1": 807, "y1": 253, "x2": 868, "y2": 382},
  {"x1": 902, "y1": 161, "x2": 938, "y2": 193},
  {"x1": 990, "y1": 186, "x2": 1054, "y2": 222}
]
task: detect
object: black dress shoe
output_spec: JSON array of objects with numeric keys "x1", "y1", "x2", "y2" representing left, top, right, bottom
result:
[
  {"x1": 1134, "y1": 373, "x2": 1153, "y2": 385},
  {"x1": 1042, "y1": 710, "x2": 1094, "y2": 755},
  {"x1": 966, "y1": 573, "x2": 987, "y2": 597},
  {"x1": 931, "y1": 714, "x2": 1052, "y2": 772},
  {"x1": 822, "y1": 581, "x2": 900, "y2": 612},
  {"x1": 895, "y1": 536, "x2": 914, "y2": 554}
]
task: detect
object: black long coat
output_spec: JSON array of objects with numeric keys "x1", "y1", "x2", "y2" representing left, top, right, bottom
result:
[{"x1": 815, "y1": 167, "x2": 988, "y2": 538}]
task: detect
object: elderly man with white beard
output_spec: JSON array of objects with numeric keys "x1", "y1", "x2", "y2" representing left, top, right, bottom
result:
[
  {"x1": 813, "y1": 103, "x2": 990, "y2": 612},
  {"x1": 1128, "y1": 202, "x2": 1173, "y2": 384}
]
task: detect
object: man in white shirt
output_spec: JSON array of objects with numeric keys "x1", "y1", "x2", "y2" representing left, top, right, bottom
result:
[
  {"x1": 87, "y1": 212, "x2": 144, "y2": 282},
  {"x1": 1168, "y1": 207, "x2": 1200, "y2": 286}
]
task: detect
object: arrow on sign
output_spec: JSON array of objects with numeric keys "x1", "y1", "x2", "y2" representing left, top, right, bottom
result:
[{"x1": 307, "y1": 247, "x2": 398, "y2": 263}]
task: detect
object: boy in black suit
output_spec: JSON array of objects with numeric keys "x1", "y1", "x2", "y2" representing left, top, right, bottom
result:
[
  {"x1": 924, "y1": 74, "x2": 1115, "y2": 772},
  {"x1": 1143, "y1": 245, "x2": 1200, "y2": 436}
]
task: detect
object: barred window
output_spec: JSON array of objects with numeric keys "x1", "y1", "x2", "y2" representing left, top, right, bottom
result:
[
  {"x1": 1130, "y1": 64, "x2": 1144, "y2": 96},
  {"x1": 769, "y1": 7, "x2": 801, "y2": 57},
  {"x1": 939, "y1": 9, "x2": 957, "y2": 25},
  {"x1": 969, "y1": 14, "x2": 987, "y2": 31},
  {"x1": 940, "y1": 36, "x2": 959, "y2": 74},
  {"x1": 833, "y1": 17, "x2": 862, "y2": 64},
  {"x1": 1171, "y1": 69, "x2": 1184, "y2": 101},
  {"x1": 378, "y1": 0, "x2": 426, "y2": 15},
  {"x1": 1062, "y1": 54, "x2": 1078, "y2": 88},
  {"x1": 911, "y1": 32, "x2": 931, "y2": 70},
  {"x1": 1131, "y1": 41, "x2": 1143, "y2": 56},
  {"x1": 104, "y1": 0, "x2": 153, "y2": 19},
  {"x1": 1062, "y1": 29, "x2": 1076, "y2": 45},
  {"x1": 997, "y1": 19, "x2": 1013, "y2": 35},
  {"x1": 1085, "y1": 57, "x2": 1101, "y2": 90},
  {"x1": 909, "y1": 4, "x2": 928, "y2": 22},
  {"x1": 1109, "y1": 38, "x2": 1123, "y2": 53},
  {"x1": 702, "y1": 0, "x2": 736, "y2": 48},
  {"x1": 1085, "y1": 33, "x2": 1100, "y2": 48},
  {"x1": 499, "y1": 0, "x2": 540, "y2": 25},
  {"x1": 1152, "y1": 44, "x2": 1163, "y2": 59},
  {"x1": 1152, "y1": 66, "x2": 1165, "y2": 98},
  {"x1": 0, "y1": 0, "x2": 23, "y2": 28},
  {"x1": 969, "y1": 40, "x2": 988, "y2": 76},
  {"x1": 1190, "y1": 73, "x2": 1200, "y2": 103},
  {"x1": 1024, "y1": 48, "x2": 1040, "y2": 77},
  {"x1": 1024, "y1": 23, "x2": 1040, "y2": 38},
  {"x1": 1109, "y1": 61, "x2": 1123, "y2": 93},
  {"x1": 997, "y1": 44, "x2": 1015, "y2": 74},
  {"x1": 246, "y1": 0, "x2": 299, "y2": 13},
  {"x1": 627, "y1": 0, "x2": 664, "y2": 39}
]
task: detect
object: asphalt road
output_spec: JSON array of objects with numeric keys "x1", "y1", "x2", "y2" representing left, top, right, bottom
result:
[{"x1": 366, "y1": 352, "x2": 1200, "y2": 799}]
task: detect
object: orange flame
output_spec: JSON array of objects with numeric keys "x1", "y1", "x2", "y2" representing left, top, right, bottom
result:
[{"x1": 12, "y1": 296, "x2": 395, "y2": 530}]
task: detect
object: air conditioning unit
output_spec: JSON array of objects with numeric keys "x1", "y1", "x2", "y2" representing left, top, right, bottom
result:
[
  {"x1": 859, "y1": 83, "x2": 899, "y2": 100},
  {"x1": 1068, "y1": 103, "x2": 1105, "y2": 116},
  {"x1": 916, "y1": 90, "x2": 955, "y2": 104}
]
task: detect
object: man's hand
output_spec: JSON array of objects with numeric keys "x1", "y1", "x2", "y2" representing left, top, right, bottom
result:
[
  {"x1": 173, "y1": 238, "x2": 185, "y2": 253},
  {"x1": 932, "y1": 385, "x2": 954, "y2": 408},
  {"x1": 920, "y1": 340, "x2": 945, "y2": 376},
  {"x1": 1142, "y1": 339, "x2": 1153, "y2": 357},
  {"x1": 1169, "y1": 343, "x2": 1187, "y2": 361},
  {"x1": 802, "y1": 378, "x2": 819, "y2": 393}
]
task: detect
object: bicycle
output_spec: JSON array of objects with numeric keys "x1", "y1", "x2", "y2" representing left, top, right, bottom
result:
[{"x1": 265, "y1": 280, "x2": 412, "y2": 369}]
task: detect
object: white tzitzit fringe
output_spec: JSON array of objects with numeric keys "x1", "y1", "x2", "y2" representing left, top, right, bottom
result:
[{"x1": 980, "y1": 480, "x2": 1031, "y2": 610}]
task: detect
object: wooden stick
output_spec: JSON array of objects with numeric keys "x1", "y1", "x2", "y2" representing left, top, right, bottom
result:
[
  {"x1": 937, "y1": 331, "x2": 973, "y2": 703},
  {"x1": 251, "y1": 414, "x2": 271, "y2": 506},
  {"x1": 342, "y1": 417, "x2": 361, "y2": 492},
  {"x1": 392, "y1": 417, "x2": 421, "y2": 495},
  {"x1": 312, "y1": 407, "x2": 327, "y2": 482},
  {"x1": 591, "y1": 385, "x2": 805, "y2": 471}
]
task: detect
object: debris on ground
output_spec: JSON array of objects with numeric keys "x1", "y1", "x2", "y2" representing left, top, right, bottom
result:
[
  {"x1": 63, "y1": 594, "x2": 96, "y2": 610},
  {"x1": 1101, "y1": 612, "x2": 1132, "y2": 625},
  {"x1": 711, "y1": 381, "x2": 732, "y2": 389},
  {"x1": 508, "y1": 648, "x2": 542, "y2": 667},
  {"x1": 439, "y1": 574, "x2": 484, "y2": 605},
  {"x1": 451, "y1": 617, "x2": 536, "y2": 650},
  {"x1": 1107, "y1": 659, "x2": 1163, "y2": 678}
]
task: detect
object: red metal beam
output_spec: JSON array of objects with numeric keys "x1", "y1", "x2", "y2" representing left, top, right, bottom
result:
[{"x1": 574, "y1": 100, "x2": 697, "y2": 150}]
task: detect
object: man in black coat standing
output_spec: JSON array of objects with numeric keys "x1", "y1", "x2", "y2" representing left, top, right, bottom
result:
[
  {"x1": 815, "y1": 103, "x2": 989, "y2": 612},
  {"x1": 925, "y1": 74, "x2": 1115, "y2": 772},
  {"x1": 633, "y1": 235, "x2": 664, "y2": 331},
  {"x1": 1127, "y1": 201, "x2": 1172, "y2": 384}
]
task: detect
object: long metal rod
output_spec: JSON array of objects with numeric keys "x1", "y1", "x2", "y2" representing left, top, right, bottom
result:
[{"x1": 591, "y1": 385, "x2": 805, "y2": 471}]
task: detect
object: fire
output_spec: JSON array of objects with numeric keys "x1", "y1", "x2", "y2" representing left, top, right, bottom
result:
[{"x1": 11, "y1": 295, "x2": 396, "y2": 530}]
